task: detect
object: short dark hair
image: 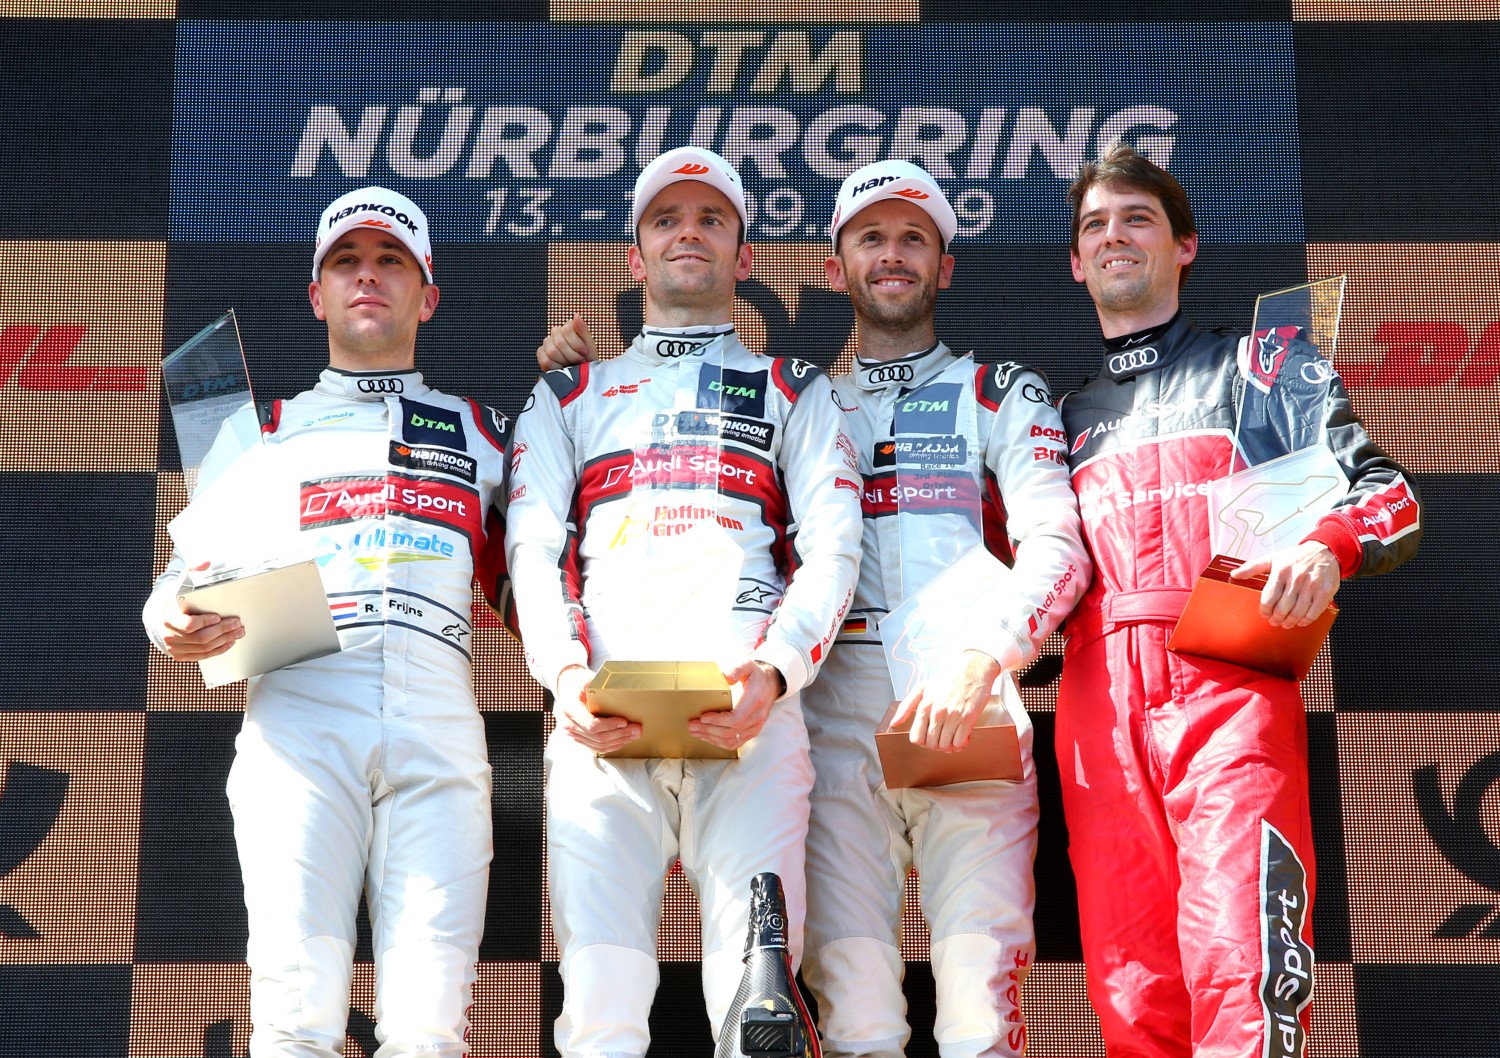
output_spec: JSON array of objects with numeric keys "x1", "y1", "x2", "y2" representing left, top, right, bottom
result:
[{"x1": 1068, "y1": 142, "x2": 1197, "y2": 287}]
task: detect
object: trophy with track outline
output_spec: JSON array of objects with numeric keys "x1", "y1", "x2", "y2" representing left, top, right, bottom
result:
[
  {"x1": 1169, "y1": 277, "x2": 1349, "y2": 679},
  {"x1": 160, "y1": 311, "x2": 337, "y2": 687},
  {"x1": 875, "y1": 358, "x2": 1022, "y2": 786}
]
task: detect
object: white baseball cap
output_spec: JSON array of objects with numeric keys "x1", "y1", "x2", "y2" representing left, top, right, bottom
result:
[
  {"x1": 312, "y1": 186, "x2": 434, "y2": 283},
  {"x1": 631, "y1": 147, "x2": 749, "y2": 237},
  {"x1": 829, "y1": 160, "x2": 958, "y2": 249}
]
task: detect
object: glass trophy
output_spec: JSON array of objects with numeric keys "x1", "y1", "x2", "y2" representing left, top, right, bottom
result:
[
  {"x1": 879, "y1": 361, "x2": 997, "y2": 702},
  {"x1": 162, "y1": 311, "x2": 301, "y2": 576},
  {"x1": 1172, "y1": 277, "x2": 1349, "y2": 679},
  {"x1": 161, "y1": 311, "x2": 255, "y2": 496},
  {"x1": 159, "y1": 311, "x2": 337, "y2": 684},
  {"x1": 1207, "y1": 276, "x2": 1350, "y2": 562},
  {"x1": 875, "y1": 358, "x2": 1022, "y2": 785},
  {"x1": 583, "y1": 335, "x2": 741, "y2": 682}
]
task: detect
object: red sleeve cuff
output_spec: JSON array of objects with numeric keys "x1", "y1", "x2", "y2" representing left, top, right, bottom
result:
[{"x1": 1303, "y1": 514, "x2": 1363, "y2": 579}]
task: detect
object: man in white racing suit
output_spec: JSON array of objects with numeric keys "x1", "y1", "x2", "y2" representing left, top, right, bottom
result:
[
  {"x1": 800, "y1": 162, "x2": 1089, "y2": 1058},
  {"x1": 144, "y1": 187, "x2": 508, "y2": 1057},
  {"x1": 507, "y1": 147, "x2": 862, "y2": 1058}
]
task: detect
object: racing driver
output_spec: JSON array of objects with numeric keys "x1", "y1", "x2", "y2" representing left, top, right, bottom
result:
[
  {"x1": 507, "y1": 146, "x2": 861, "y2": 1058},
  {"x1": 1057, "y1": 143, "x2": 1423, "y2": 1057},
  {"x1": 799, "y1": 161, "x2": 1088, "y2": 1058},
  {"x1": 145, "y1": 187, "x2": 509, "y2": 1058}
]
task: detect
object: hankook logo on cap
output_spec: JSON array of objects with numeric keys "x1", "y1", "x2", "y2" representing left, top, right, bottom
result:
[
  {"x1": 894, "y1": 188, "x2": 931, "y2": 200},
  {"x1": 1109, "y1": 347, "x2": 1160, "y2": 374},
  {"x1": 675, "y1": 163, "x2": 710, "y2": 175},
  {"x1": 358, "y1": 377, "x2": 404, "y2": 394}
]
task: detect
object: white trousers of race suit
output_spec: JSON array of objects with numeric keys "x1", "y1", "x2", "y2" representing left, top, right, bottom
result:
[
  {"x1": 802, "y1": 642, "x2": 1039, "y2": 1058},
  {"x1": 544, "y1": 695, "x2": 815, "y2": 1058},
  {"x1": 226, "y1": 647, "x2": 493, "y2": 1058}
]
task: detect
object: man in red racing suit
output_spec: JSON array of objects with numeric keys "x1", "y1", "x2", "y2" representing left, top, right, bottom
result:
[{"x1": 1055, "y1": 144, "x2": 1422, "y2": 1058}]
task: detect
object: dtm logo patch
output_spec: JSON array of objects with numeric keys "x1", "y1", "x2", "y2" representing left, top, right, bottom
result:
[
  {"x1": 698, "y1": 366, "x2": 766, "y2": 418},
  {"x1": 389, "y1": 440, "x2": 477, "y2": 483},
  {"x1": 400, "y1": 399, "x2": 466, "y2": 448},
  {"x1": 894, "y1": 382, "x2": 961, "y2": 435}
]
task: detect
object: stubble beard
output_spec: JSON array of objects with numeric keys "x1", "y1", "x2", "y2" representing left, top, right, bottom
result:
[
  {"x1": 332, "y1": 313, "x2": 410, "y2": 365},
  {"x1": 650, "y1": 255, "x2": 735, "y2": 316},
  {"x1": 848, "y1": 271, "x2": 938, "y2": 332}
]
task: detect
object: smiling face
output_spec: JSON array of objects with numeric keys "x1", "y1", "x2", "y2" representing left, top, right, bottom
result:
[
  {"x1": 1069, "y1": 182, "x2": 1197, "y2": 338},
  {"x1": 826, "y1": 198, "x2": 953, "y2": 359},
  {"x1": 309, "y1": 226, "x2": 438, "y2": 370},
  {"x1": 628, "y1": 180, "x2": 752, "y2": 327}
]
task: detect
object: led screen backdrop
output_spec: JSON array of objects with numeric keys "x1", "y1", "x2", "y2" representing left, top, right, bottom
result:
[{"x1": 1, "y1": 4, "x2": 1497, "y2": 1056}]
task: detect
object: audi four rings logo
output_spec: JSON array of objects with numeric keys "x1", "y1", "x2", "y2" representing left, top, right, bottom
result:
[
  {"x1": 1301, "y1": 359, "x2": 1337, "y2": 385},
  {"x1": 1109, "y1": 347, "x2": 1160, "y2": 374},
  {"x1": 867, "y1": 364, "x2": 915, "y2": 384},
  {"x1": 357, "y1": 378, "x2": 404, "y2": 394},
  {"x1": 659, "y1": 340, "x2": 706, "y2": 357}
]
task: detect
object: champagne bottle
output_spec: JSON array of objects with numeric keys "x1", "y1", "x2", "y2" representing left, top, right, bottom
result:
[{"x1": 716, "y1": 872, "x2": 822, "y2": 1058}]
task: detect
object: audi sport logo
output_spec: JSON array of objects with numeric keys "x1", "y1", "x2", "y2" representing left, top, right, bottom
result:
[
  {"x1": 357, "y1": 377, "x2": 404, "y2": 394},
  {"x1": 1021, "y1": 383, "x2": 1053, "y2": 405},
  {"x1": 1108, "y1": 347, "x2": 1160, "y2": 374},
  {"x1": 894, "y1": 188, "x2": 930, "y2": 200},
  {"x1": 866, "y1": 363, "x2": 914, "y2": 384},
  {"x1": 658, "y1": 340, "x2": 706, "y2": 358}
]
